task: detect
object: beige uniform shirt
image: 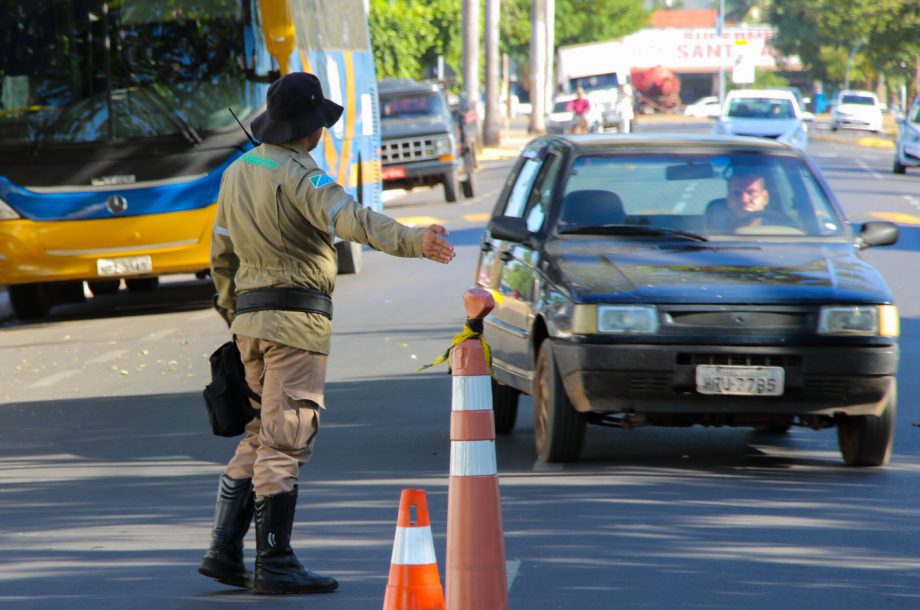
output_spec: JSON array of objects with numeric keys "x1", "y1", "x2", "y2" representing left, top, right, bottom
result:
[{"x1": 211, "y1": 141, "x2": 426, "y2": 354}]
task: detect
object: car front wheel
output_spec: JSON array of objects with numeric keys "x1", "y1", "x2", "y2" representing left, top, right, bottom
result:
[
  {"x1": 533, "y1": 341, "x2": 585, "y2": 462},
  {"x1": 836, "y1": 381, "x2": 896, "y2": 467},
  {"x1": 491, "y1": 378, "x2": 519, "y2": 434}
]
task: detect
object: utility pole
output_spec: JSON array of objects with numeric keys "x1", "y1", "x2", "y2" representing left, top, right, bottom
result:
[
  {"x1": 529, "y1": 0, "x2": 546, "y2": 133},
  {"x1": 484, "y1": 0, "x2": 501, "y2": 146},
  {"x1": 462, "y1": 0, "x2": 480, "y2": 121},
  {"x1": 545, "y1": 0, "x2": 555, "y2": 115}
]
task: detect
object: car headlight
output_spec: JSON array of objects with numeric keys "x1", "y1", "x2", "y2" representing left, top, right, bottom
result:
[
  {"x1": 573, "y1": 304, "x2": 659, "y2": 334},
  {"x1": 904, "y1": 126, "x2": 920, "y2": 143},
  {"x1": 433, "y1": 137, "x2": 451, "y2": 156},
  {"x1": 818, "y1": 305, "x2": 899, "y2": 337},
  {"x1": 0, "y1": 197, "x2": 21, "y2": 220}
]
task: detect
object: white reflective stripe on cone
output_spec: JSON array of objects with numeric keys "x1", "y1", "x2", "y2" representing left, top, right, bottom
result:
[
  {"x1": 451, "y1": 375, "x2": 492, "y2": 411},
  {"x1": 450, "y1": 440, "x2": 498, "y2": 476},
  {"x1": 390, "y1": 525, "x2": 438, "y2": 565}
]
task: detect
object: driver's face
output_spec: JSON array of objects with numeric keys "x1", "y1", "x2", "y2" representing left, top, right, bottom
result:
[{"x1": 727, "y1": 176, "x2": 769, "y2": 215}]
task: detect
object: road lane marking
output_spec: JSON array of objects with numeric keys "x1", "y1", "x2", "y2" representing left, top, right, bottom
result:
[
  {"x1": 29, "y1": 369, "x2": 80, "y2": 388},
  {"x1": 870, "y1": 212, "x2": 920, "y2": 225},
  {"x1": 857, "y1": 158, "x2": 883, "y2": 181},
  {"x1": 464, "y1": 212, "x2": 491, "y2": 222},
  {"x1": 87, "y1": 349, "x2": 128, "y2": 364},
  {"x1": 393, "y1": 215, "x2": 445, "y2": 227},
  {"x1": 506, "y1": 559, "x2": 521, "y2": 591},
  {"x1": 144, "y1": 328, "x2": 178, "y2": 340}
]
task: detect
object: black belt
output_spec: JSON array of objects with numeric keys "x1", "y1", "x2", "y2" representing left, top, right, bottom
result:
[{"x1": 236, "y1": 287, "x2": 333, "y2": 320}]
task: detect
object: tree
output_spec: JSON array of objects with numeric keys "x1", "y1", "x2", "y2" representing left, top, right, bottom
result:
[{"x1": 768, "y1": 0, "x2": 919, "y2": 97}]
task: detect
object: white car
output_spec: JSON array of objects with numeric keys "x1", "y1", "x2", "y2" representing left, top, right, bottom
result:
[
  {"x1": 546, "y1": 95, "x2": 602, "y2": 134},
  {"x1": 831, "y1": 90, "x2": 884, "y2": 133},
  {"x1": 683, "y1": 96, "x2": 721, "y2": 118},
  {"x1": 713, "y1": 89, "x2": 809, "y2": 150},
  {"x1": 894, "y1": 95, "x2": 920, "y2": 174}
]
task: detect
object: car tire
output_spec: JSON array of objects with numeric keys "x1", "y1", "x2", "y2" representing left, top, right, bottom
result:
[
  {"x1": 9, "y1": 283, "x2": 53, "y2": 320},
  {"x1": 335, "y1": 240, "x2": 363, "y2": 275},
  {"x1": 125, "y1": 277, "x2": 160, "y2": 292},
  {"x1": 893, "y1": 158, "x2": 906, "y2": 174},
  {"x1": 442, "y1": 171, "x2": 459, "y2": 203},
  {"x1": 461, "y1": 171, "x2": 475, "y2": 199},
  {"x1": 836, "y1": 381, "x2": 896, "y2": 467},
  {"x1": 88, "y1": 279, "x2": 120, "y2": 296},
  {"x1": 533, "y1": 341, "x2": 586, "y2": 462},
  {"x1": 830, "y1": 122, "x2": 838, "y2": 132},
  {"x1": 491, "y1": 378, "x2": 519, "y2": 434}
]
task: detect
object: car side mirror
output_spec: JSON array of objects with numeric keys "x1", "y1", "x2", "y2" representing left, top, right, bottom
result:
[
  {"x1": 488, "y1": 215, "x2": 531, "y2": 244},
  {"x1": 856, "y1": 221, "x2": 899, "y2": 249}
]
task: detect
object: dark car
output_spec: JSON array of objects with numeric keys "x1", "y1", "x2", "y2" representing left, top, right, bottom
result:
[
  {"x1": 377, "y1": 79, "x2": 475, "y2": 203},
  {"x1": 476, "y1": 134, "x2": 900, "y2": 467}
]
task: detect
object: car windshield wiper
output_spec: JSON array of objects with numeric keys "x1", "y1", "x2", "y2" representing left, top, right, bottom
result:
[{"x1": 559, "y1": 224, "x2": 709, "y2": 241}]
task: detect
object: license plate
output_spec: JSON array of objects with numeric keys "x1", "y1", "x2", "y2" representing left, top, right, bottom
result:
[
  {"x1": 96, "y1": 255, "x2": 153, "y2": 277},
  {"x1": 382, "y1": 166, "x2": 406, "y2": 180},
  {"x1": 696, "y1": 365, "x2": 784, "y2": 396}
]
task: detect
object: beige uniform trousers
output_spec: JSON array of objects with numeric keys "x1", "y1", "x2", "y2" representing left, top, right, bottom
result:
[{"x1": 224, "y1": 335, "x2": 327, "y2": 497}]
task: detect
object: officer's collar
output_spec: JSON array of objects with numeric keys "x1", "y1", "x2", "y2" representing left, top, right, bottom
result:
[{"x1": 271, "y1": 140, "x2": 313, "y2": 157}]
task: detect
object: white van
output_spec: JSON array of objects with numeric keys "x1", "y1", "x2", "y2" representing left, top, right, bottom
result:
[{"x1": 831, "y1": 90, "x2": 884, "y2": 133}]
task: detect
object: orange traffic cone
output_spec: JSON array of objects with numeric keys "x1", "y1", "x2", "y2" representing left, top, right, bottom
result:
[
  {"x1": 383, "y1": 489, "x2": 445, "y2": 610},
  {"x1": 445, "y1": 288, "x2": 509, "y2": 610}
]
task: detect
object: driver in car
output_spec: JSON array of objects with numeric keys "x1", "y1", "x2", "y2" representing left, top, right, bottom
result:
[{"x1": 706, "y1": 172, "x2": 789, "y2": 232}]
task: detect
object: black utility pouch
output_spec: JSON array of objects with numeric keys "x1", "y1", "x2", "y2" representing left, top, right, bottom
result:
[{"x1": 202, "y1": 340, "x2": 261, "y2": 437}]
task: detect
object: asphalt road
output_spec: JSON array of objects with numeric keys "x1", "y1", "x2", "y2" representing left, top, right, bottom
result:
[{"x1": 2, "y1": 122, "x2": 920, "y2": 609}]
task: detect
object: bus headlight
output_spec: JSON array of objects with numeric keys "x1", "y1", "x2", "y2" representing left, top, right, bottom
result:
[
  {"x1": 818, "y1": 305, "x2": 899, "y2": 336},
  {"x1": 0, "y1": 197, "x2": 21, "y2": 220}
]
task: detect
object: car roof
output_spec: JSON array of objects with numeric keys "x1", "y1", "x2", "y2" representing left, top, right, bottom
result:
[
  {"x1": 541, "y1": 133, "x2": 797, "y2": 153},
  {"x1": 725, "y1": 89, "x2": 796, "y2": 101}
]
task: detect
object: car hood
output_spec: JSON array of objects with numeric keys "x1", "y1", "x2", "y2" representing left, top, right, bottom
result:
[
  {"x1": 548, "y1": 239, "x2": 892, "y2": 304},
  {"x1": 718, "y1": 117, "x2": 800, "y2": 137},
  {"x1": 381, "y1": 116, "x2": 452, "y2": 139}
]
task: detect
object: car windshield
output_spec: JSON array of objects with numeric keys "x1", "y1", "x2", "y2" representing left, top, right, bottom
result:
[
  {"x1": 841, "y1": 94, "x2": 875, "y2": 105},
  {"x1": 557, "y1": 151, "x2": 846, "y2": 238},
  {"x1": 727, "y1": 98, "x2": 795, "y2": 119},
  {"x1": 553, "y1": 101, "x2": 573, "y2": 113},
  {"x1": 380, "y1": 93, "x2": 446, "y2": 119}
]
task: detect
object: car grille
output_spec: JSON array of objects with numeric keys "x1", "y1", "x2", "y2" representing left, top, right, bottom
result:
[
  {"x1": 677, "y1": 353, "x2": 802, "y2": 367},
  {"x1": 381, "y1": 137, "x2": 440, "y2": 163}
]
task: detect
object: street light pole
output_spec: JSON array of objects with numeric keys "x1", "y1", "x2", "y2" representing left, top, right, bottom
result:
[
  {"x1": 843, "y1": 40, "x2": 865, "y2": 92},
  {"x1": 717, "y1": 0, "x2": 725, "y2": 106}
]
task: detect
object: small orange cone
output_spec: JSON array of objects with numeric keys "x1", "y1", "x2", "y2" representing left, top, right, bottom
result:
[{"x1": 383, "y1": 489, "x2": 445, "y2": 610}]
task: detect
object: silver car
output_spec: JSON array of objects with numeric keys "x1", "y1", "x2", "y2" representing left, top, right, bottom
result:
[{"x1": 894, "y1": 95, "x2": 920, "y2": 175}]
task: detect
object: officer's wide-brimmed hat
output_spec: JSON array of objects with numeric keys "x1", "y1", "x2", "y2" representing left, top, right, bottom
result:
[{"x1": 251, "y1": 72, "x2": 344, "y2": 145}]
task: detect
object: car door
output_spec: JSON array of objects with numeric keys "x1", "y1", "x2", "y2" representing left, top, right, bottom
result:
[{"x1": 482, "y1": 144, "x2": 566, "y2": 382}]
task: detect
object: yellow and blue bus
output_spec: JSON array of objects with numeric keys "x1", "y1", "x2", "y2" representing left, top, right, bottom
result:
[{"x1": 0, "y1": 0, "x2": 382, "y2": 319}]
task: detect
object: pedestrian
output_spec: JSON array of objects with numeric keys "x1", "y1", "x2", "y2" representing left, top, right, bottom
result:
[
  {"x1": 198, "y1": 71, "x2": 455, "y2": 595},
  {"x1": 568, "y1": 87, "x2": 591, "y2": 134}
]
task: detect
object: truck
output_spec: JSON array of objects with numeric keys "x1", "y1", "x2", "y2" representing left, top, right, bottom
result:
[
  {"x1": 556, "y1": 41, "x2": 634, "y2": 132},
  {"x1": 377, "y1": 79, "x2": 475, "y2": 203},
  {"x1": 630, "y1": 66, "x2": 682, "y2": 113}
]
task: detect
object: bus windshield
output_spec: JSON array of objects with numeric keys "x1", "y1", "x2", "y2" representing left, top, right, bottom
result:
[{"x1": 0, "y1": 0, "x2": 264, "y2": 147}]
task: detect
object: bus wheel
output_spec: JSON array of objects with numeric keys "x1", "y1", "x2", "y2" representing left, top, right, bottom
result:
[
  {"x1": 126, "y1": 277, "x2": 159, "y2": 292},
  {"x1": 88, "y1": 280, "x2": 120, "y2": 296},
  {"x1": 9, "y1": 283, "x2": 52, "y2": 320},
  {"x1": 336, "y1": 241, "x2": 363, "y2": 275}
]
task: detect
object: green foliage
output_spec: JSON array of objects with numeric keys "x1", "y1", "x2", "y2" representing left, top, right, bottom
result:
[
  {"x1": 553, "y1": 0, "x2": 649, "y2": 48},
  {"x1": 368, "y1": 0, "x2": 443, "y2": 80},
  {"x1": 768, "y1": 0, "x2": 920, "y2": 92}
]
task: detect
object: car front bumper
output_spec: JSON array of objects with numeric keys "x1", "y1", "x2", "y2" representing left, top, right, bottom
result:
[
  {"x1": 552, "y1": 341, "x2": 898, "y2": 418},
  {"x1": 380, "y1": 158, "x2": 458, "y2": 189}
]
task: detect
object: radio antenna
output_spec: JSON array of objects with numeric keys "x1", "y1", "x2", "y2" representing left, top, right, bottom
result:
[{"x1": 228, "y1": 107, "x2": 260, "y2": 147}]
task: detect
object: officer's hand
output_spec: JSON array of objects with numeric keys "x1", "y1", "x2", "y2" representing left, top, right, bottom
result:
[{"x1": 422, "y1": 224, "x2": 455, "y2": 264}]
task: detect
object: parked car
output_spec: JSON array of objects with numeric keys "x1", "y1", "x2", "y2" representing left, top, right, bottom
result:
[
  {"x1": 831, "y1": 90, "x2": 884, "y2": 133},
  {"x1": 377, "y1": 79, "x2": 474, "y2": 203},
  {"x1": 683, "y1": 95, "x2": 721, "y2": 118},
  {"x1": 893, "y1": 95, "x2": 920, "y2": 174},
  {"x1": 546, "y1": 95, "x2": 602, "y2": 135},
  {"x1": 476, "y1": 134, "x2": 899, "y2": 466},
  {"x1": 714, "y1": 89, "x2": 809, "y2": 150}
]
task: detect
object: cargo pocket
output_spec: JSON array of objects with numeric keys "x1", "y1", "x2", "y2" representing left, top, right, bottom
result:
[{"x1": 268, "y1": 385, "x2": 321, "y2": 454}]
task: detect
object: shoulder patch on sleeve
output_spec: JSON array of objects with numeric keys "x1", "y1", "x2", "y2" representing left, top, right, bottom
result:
[{"x1": 309, "y1": 173, "x2": 336, "y2": 189}]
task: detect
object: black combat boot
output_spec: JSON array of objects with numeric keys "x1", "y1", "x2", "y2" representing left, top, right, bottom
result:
[
  {"x1": 198, "y1": 474, "x2": 255, "y2": 588},
  {"x1": 252, "y1": 486, "x2": 338, "y2": 595}
]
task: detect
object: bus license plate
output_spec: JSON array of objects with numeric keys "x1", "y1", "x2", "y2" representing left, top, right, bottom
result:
[
  {"x1": 96, "y1": 255, "x2": 153, "y2": 277},
  {"x1": 695, "y1": 365, "x2": 784, "y2": 396}
]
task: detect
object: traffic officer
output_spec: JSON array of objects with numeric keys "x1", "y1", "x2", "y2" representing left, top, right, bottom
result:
[{"x1": 199, "y1": 71, "x2": 455, "y2": 595}]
